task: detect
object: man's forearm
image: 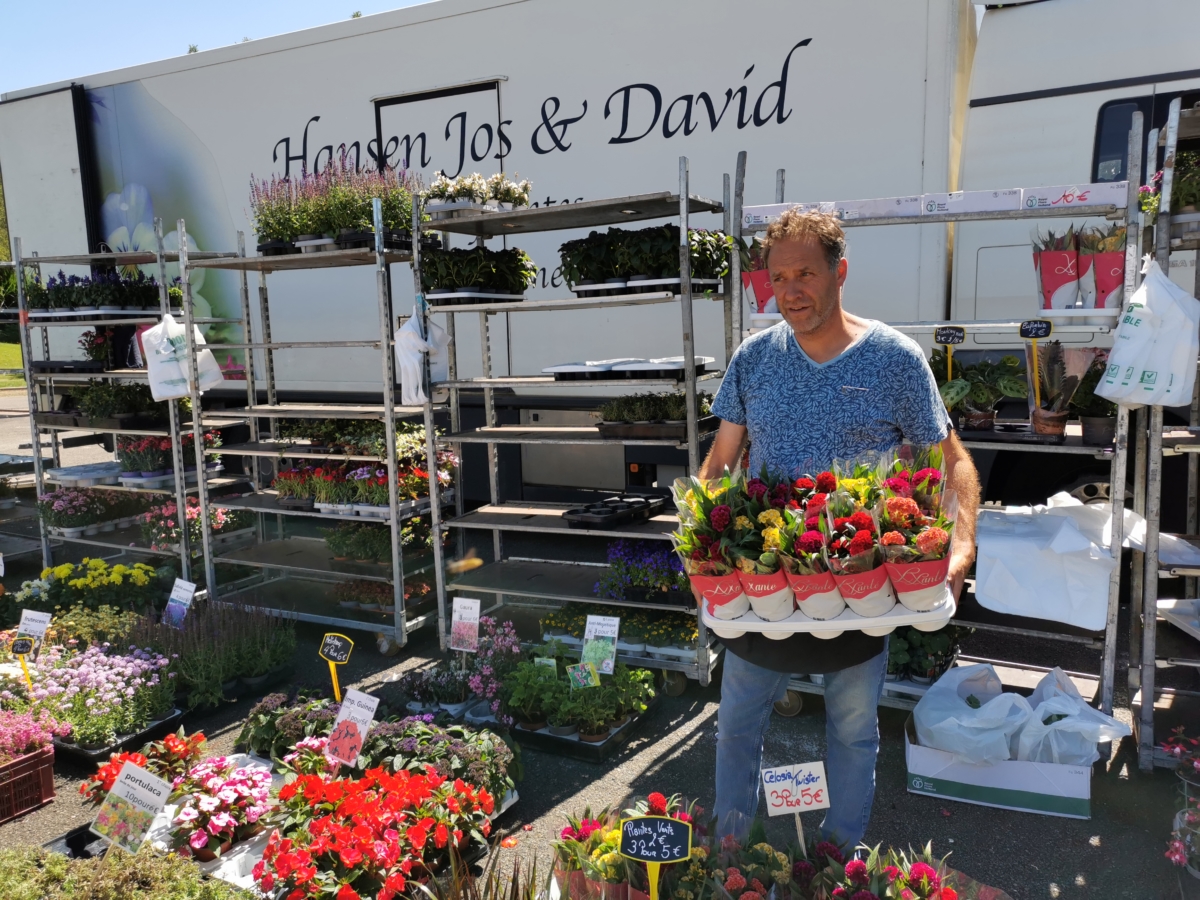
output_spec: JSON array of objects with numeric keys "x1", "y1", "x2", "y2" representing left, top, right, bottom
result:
[
  {"x1": 942, "y1": 432, "x2": 980, "y2": 560},
  {"x1": 699, "y1": 422, "x2": 748, "y2": 481}
]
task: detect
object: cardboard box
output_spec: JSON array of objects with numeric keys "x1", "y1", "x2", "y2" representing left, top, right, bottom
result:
[
  {"x1": 904, "y1": 715, "x2": 1091, "y2": 819},
  {"x1": 834, "y1": 196, "x2": 922, "y2": 220},
  {"x1": 1021, "y1": 181, "x2": 1129, "y2": 211},
  {"x1": 921, "y1": 189, "x2": 1022, "y2": 215}
]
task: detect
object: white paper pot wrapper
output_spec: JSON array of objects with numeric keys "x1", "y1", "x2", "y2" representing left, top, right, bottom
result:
[
  {"x1": 710, "y1": 625, "x2": 748, "y2": 640},
  {"x1": 699, "y1": 590, "x2": 954, "y2": 639},
  {"x1": 885, "y1": 558, "x2": 952, "y2": 612},
  {"x1": 690, "y1": 573, "x2": 750, "y2": 620},
  {"x1": 833, "y1": 565, "x2": 897, "y2": 618},
  {"x1": 738, "y1": 571, "x2": 795, "y2": 622},
  {"x1": 786, "y1": 569, "x2": 846, "y2": 621}
]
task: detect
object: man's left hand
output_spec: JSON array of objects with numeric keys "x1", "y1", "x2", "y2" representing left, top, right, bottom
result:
[{"x1": 947, "y1": 549, "x2": 974, "y2": 600}]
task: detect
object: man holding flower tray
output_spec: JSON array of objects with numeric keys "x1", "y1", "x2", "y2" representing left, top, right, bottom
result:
[{"x1": 702, "y1": 209, "x2": 980, "y2": 846}]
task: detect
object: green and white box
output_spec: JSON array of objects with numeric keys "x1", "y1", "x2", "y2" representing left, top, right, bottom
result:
[{"x1": 904, "y1": 716, "x2": 1090, "y2": 819}]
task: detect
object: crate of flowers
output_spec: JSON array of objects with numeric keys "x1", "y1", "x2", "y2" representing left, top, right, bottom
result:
[{"x1": 0, "y1": 710, "x2": 65, "y2": 824}]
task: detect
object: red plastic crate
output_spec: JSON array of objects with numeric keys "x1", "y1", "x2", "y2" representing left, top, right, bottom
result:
[{"x1": 0, "y1": 746, "x2": 55, "y2": 824}]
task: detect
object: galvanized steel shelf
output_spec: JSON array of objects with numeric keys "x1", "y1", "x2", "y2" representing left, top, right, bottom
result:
[
  {"x1": 440, "y1": 426, "x2": 695, "y2": 447},
  {"x1": 217, "y1": 441, "x2": 387, "y2": 463},
  {"x1": 444, "y1": 502, "x2": 678, "y2": 542},
  {"x1": 450, "y1": 559, "x2": 691, "y2": 612},
  {"x1": 742, "y1": 203, "x2": 1123, "y2": 234},
  {"x1": 434, "y1": 372, "x2": 723, "y2": 390},
  {"x1": 26, "y1": 317, "x2": 240, "y2": 328},
  {"x1": 189, "y1": 248, "x2": 414, "y2": 272},
  {"x1": 204, "y1": 403, "x2": 423, "y2": 420},
  {"x1": 426, "y1": 291, "x2": 723, "y2": 315},
  {"x1": 211, "y1": 536, "x2": 437, "y2": 584},
  {"x1": 213, "y1": 489, "x2": 448, "y2": 523}
]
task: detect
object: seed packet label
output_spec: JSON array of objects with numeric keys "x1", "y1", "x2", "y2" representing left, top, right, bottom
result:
[
  {"x1": 583, "y1": 615, "x2": 619, "y2": 675},
  {"x1": 534, "y1": 656, "x2": 558, "y2": 671},
  {"x1": 90, "y1": 762, "x2": 171, "y2": 853},
  {"x1": 566, "y1": 661, "x2": 601, "y2": 689},
  {"x1": 17, "y1": 609, "x2": 52, "y2": 661},
  {"x1": 450, "y1": 596, "x2": 481, "y2": 652},
  {"x1": 163, "y1": 578, "x2": 197, "y2": 629},
  {"x1": 761, "y1": 762, "x2": 830, "y2": 816},
  {"x1": 326, "y1": 688, "x2": 380, "y2": 765}
]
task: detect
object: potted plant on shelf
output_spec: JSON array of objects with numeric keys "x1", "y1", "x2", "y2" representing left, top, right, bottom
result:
[
  {"x1": 485, "y1": 172, "x2": 533, "y2": 210},
  {"x1": 886, "y1": 631, "x2": 912, "y2": 682},
  {"x1": 1025, "y1": 342, "x2": 1097, "y2": 437},
  {"x1": 545, "y1": 681, "x2": 581, "y2": 737},
  {"x1": 502, "y1": 661, "x2": 558, "y2": 731},
  {"x1": 1070, "y1": 354, "x2": 1118, "y2": 446},
  {"x1": 906, "y1": 625, "x2": 960, "y2": 684},
  {"x1": 169, "y1": 757, "x2": 273, "y2": 861},
  {"x1": 937, "y1": 354, "x2": 1029, "y2": 432},
  {"x1": 273, "y1": 466, "x2": 315, "y2": 510},
  {"x1": 594, "y1": 539, "x2": 691, "y2": 606},
  {"x1": 574, "y1": 686, "x2": 617, "y2": 743}
]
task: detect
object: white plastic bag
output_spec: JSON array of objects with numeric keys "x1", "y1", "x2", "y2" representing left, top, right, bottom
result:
[
  {"x1": 1015, "y1": 668, "x2": 1130, "y2": 765},
  {"x1": 1098, "y1": 258, "x2": 1200, "y2": 407},
  {"x1": 913, "y1": 665, "x2": 1034, "y2": 765},
  {"x1": 143, "y1": 314, "x2": 224, "y2": 401},
  {"x1": 394, "y1": 310, "x2": 451, "y2": 406}
]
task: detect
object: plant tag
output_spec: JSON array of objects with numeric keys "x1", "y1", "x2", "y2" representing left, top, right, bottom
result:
[
  {"x1": 619, "y1": 815, "x2": 692, "y2": 863},
  {"x1": 761, "y1": 761, "x2": 830, "y2": 815},
  {"x1": 17, "y1": 609, "x2": 51, "y2": 661},
  {"x1": 1020, "y1": 319, "x2": 1053, "y2": 340},
  {"x1": 10, "y1": 638, "x2": 33, "y2": 656},
  {"x1": 534, "y1": 656, "x2": 558, "y2": 671},
  {"x1": 90, "y1": 762, "x2": 171, "y2": 853},
  {"x1": 319, "y1": 633, "x2": 354, "y2": 664},
  {"x1": 566, "y1": 661, "x2": 600, "y2": 689},
  {"x1": 450, "y1": 596, "x2": 481, "y2": 652},
  {"x1": 163, "y1": 578, "x2": 196, "y2": 629},
  {"x1": 326, "y1": 688, "x2": 380, "y2": 766},
  {"x1": 582, "y1": 614, "x2": 619, "y2": 675},
  {"x1": 935, "y1": 326, "x2": 965, "y2": 345}
]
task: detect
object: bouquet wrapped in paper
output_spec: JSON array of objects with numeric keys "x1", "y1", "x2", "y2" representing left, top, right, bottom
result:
[
  {"x1": 822, "y1": 460, "x2": 896, "y2": 617},
  {"x1": 779, "y1": 469, "x2": 845, "y2": 621},
  {"x1": 671, "y1": 469, "x2": 749, "y2": 621},
  {"x1": 727, "y1": 471, "x2": 797, "y2": 624},
  {"x1": 879, "y1": 489, "x2": 958, "y2": 612}
]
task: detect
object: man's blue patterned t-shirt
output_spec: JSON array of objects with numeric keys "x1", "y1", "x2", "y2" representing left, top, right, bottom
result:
[
  {"x1": 709, "y1": 319, "x2": 952, "y2": 674},
  {"x1": 712, "y1": 319, "x2": 951, "y2": 477}
]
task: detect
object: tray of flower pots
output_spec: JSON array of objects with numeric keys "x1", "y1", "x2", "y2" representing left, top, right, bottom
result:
[
  {"x1": 53, "y1": 709, "x2": 186, "y2": 765},
  {"x1": 563, "y1": 494, "x2": 665, "y2": 529}
]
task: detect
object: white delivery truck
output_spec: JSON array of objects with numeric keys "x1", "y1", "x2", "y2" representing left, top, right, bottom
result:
[{"x1": 0, "y1": 0, "x2": 1196, "y2": 499}]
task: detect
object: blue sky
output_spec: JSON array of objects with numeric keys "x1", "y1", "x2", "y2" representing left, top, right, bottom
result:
[{"x1": 0, "y1": 0, "x2": 428, "y2": 96}]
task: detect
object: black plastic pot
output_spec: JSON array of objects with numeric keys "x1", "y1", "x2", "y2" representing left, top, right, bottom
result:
[
  {"x1": 52, "y1": 709, "x2": 184, "y2": 764},
  {"x1": 1080, "y1": 416, "x2": 1117, "y2": 446},
  {"x1": 563, "y1": 495, "x2": 665, "y2": 529},
  {"x1": 44, "y1": 824, "x2": 108, "y2": 860},
  {"x1": 257, "y1": 239, "x2": 299, "y2": 256}
]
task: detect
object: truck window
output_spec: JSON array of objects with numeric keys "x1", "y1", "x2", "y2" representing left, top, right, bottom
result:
[{"x1": 1092, "y1": 98, "x2": 1152, "y2": 183}]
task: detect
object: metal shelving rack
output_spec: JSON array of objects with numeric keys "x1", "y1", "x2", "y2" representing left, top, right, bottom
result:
[
  {"x1": 1129, "y1": 97, "x2": 1200, "y2": 770},
  {"x1": 413, "y1": 158, "x2": 727, "y2": 689},
  {"x1": 10, "y1": 225, "x2": 243, "y2": 577},
  {"x1": 733, "y1": 127, "x2": 1141, "y2": 715},
  {"x1": 180, "y1": 201, "x2": 442, "y2": 646}
]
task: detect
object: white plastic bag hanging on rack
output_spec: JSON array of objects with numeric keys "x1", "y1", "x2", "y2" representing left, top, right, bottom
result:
[
  {"x1": 395, "y1": 308, "x2": 451, "y2": 406},
  {"x1": 1098, "y1": 257, "x2": 1200, "y2": 407},
  {"x1": 142, "y1": 314, "x2": 224, "y2": 401}
]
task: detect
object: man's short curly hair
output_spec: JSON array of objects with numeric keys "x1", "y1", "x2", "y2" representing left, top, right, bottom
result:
[{"x1": 760, "y1": 208, "x2": 846, "y2": 273}]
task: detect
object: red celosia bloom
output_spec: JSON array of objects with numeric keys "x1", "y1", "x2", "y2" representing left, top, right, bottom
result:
[
  {"x1": 740, "y1": 893, "x2": 763, "y2": 900},
  {"x1": 884, "y1": 476, "x2": 913, "y2": 498},
  {"x1": 807, "y1": 493, "x2": 828, "y2": 514},
  {"x1": 709, "y1": 504, "x2": 732, "y2": 531},
  {"x1": 907, "y1": 862, "x2": 940, "y2": 890},
  {"x1": 883, "y1": 866, "x2": 901, "y2": 883},
  {"x1": 770, "y1": 483, "x2": 790, "y2": 508},
  {"x1": 746, "y1": 479, "x2": 768, "y2": 501},
  {"x1": 724, "y1": 870, "x2": 746, "y2": 893},
  {"x1": 797, "y1": 530, "x2": 825, "y2": 554},
  {"x1": 814, "y1": 841, "x2": 844, "y2": 865},
  {"x1": 885, "y1": 496, "x2": 922, "y2": 528},
  {"x1": 749, "y1": 878, "x2": 767, "y2": 894},
  {"x1": 647, "y1": 792, "x2": 668, "y2": 815},
  {"x1": 844, "y1": 859, "x2": 869, "y2": 885},
  {"x1": 915, "y1": 527, "x2": 950, "y2": 557},
  {"x1": 816, "y1": 472, "x2": 837, "y2": 492},
  {"x1": 881, "y1": 531, "x2": 906, "y2": 546},
  {"x1": 934, "y1": 890, "x2": 958, "y2": 900},
  {"x1": 913, "y1": 468, "x2": 942, "y2": 487},
  {"x1": 848, "y1": 511, "x2": 875, "y2": 534},
  {"x1": 674, "y1": 811, "x2": 691, "y2": 824},
  {"x1": 793, "y1": 860, "x2": 816, "y2": 887},
  {"x1": 847, "y1": 531, "x2": 875, "y2": 556},
  {"x1": 794, "y1": 477, "x2": 815, "y2": 491}
]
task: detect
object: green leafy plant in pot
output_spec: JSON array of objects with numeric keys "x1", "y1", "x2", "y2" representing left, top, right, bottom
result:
[
  {"x1": 502, "y1": 661, "x2": 558, "y2": 730},
  {"x1": 1070, "y1": 355, "x2": 1118, "y2": 446},
  {"x1": 1025, "y1": 342, "x2": 1097, "y2": 436},
  {"x1": 936, "y1": 354, "x2": 1028, "y2": 431}
]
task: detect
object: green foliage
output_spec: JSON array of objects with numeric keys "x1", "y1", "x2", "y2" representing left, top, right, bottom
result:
[
  {"x1": 559, "y1": 225, "x2": 732, "y2": 284},
  {"x1": 936, "y1": 355, "x2": 1027, "y2": 413},
  {"x1": 1070, "y1": 356, "x2": 1117, "y2": 417},
  {"x1": 420, "y1": 246, "x2": 538, "y2": 294},
  {"x1": 598, "y1": 391, "x2": 713, "y2": 423},
  {"x1": 0, "y1": 846, "x2": 253, "y2": 900},
  {"x1": 502, "y1": 660, "x2": 559, "y2": 722},
  {"x1": 70, "y1": 381, "x2": 161, "y2": 420}
]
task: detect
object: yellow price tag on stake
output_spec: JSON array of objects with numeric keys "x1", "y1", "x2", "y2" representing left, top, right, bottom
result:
[{"x1": 619, "y1": 816, "x2": 692, "y2": 900}]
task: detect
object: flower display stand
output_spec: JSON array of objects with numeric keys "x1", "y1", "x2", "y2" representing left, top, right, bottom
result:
[{"x1": 0, "y1": 745, "x2": 55, "y2": 824}]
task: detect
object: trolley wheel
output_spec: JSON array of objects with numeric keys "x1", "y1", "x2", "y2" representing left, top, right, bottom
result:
[
  {"x1": 375, "y1": 633, "x2": 402, "y2": 657},
  {"x1": 661, "y1": 670, "x2": 689, "y2": 697},
  {"x1": 773, "y1": 690, "x2": 804, "y2": 717}
]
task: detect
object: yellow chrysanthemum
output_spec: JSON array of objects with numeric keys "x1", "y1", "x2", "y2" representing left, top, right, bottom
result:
[
  {"x1": 757, "y1": 509, "x2": 784, "y2": 528},
  {"x1": 762, "y1": 527, "x2": 782, "y2": 551},
  {"x1": 734, "y1": 516, "x2": 753, "y2": 531}
]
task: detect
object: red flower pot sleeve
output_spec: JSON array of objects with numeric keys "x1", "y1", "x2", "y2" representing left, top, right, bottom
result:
[
  {"x1": 784, "y1": 569, "x2": 845, "y2": 621},
  {"x1": 741, "y1": 269, "x2": 775, "y2": 313},
  {"x1": 1036, "y1": 250, "x2": 1080, "y2": 309},
  {"x1": 884, "y1": 557, "x2": 951, "y2": 612},
  {"x1": 737, "y1": 569, "x2": 794, "y2": 622},
  {"x1": 689, "y1": 573, "x2": 749, "y2": 619},
  {"x1": 1092, "y1": 251, "x2": 1126, "y2": 309}
]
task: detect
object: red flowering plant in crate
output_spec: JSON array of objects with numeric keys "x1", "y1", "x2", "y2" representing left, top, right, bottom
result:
[
  {"x1": 878, "y1": 488, "x2": 958, "y2": 613},
  {"x1": 254, "y1": 766, "x2": 494, "y2": 900},
  {"x1": 671, "y1": 468, "x2": 749, "y2": 620}
]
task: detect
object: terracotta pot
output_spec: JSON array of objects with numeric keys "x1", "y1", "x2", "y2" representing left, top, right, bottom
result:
[
  {"x1": 517, "y1": 719, "x2": 546, "y2": 732},
  {"x1": 578, "y1": 729, "x2": 609, "y2": 743},
  {"x1": 1031, "y1": 407, "x2": 1068, "y2": 435},
  {"x1": 193, "y1": 840, "x2": 233, "y2": 862}
]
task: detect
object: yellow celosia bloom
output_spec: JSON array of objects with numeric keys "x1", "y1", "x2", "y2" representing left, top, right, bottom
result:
[
  {"x1": 734, "y1": 516, "x2": 753, "y2": 531},
  {"x1": 757, "y1": 509, "x2": 783, "y2": 528},
  {"x1": 762, "y1": 527, "x2": 781, "y2": 551},
  {"x1": 736, "y1": 557, "x2": 756, "y2": 574}
]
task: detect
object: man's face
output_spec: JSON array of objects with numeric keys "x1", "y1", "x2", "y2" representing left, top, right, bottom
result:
[{"x1": 767, "y1": 236, "x2": 847, "y2": 336}]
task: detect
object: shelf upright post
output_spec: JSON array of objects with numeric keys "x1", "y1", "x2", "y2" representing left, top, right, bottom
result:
[
  {"x1": 27, "y1": 251, "x2": 60, "y2": 471},
  {"x1": 154, "y1": 219, "x2": 192, "y2": 580},
  {"x1": 235, "y1": 232, "x2": 262, "y2": 490},
  {"x1": 1189, "y1": 271, "x2": 1200, "y2": 600},
  {"x1": 177, "y1": 220, "x2": 218, "y2": 597},
  {"x1": 413, "y1": 196, "x2": 449, "y2": 651},
  {"x1": 723, "y1": 173, "x2": 733, "y2": 365},
  {"x1": 1099, "y1": 119, "x2": 1142, "y2": 715},
  {"x1": 368, "y1": 200, "x2": 406, "y2": 644},
  {"x1": 256, "y1": 272, "x2": 279, "y2": 440},
  {"x1": 731, "y1": 151, "x2": 747, "y2": 352},
  {"x1": 775, "y1": 169, "x2": 786, "y2": 204},
  {"x1": 12, "y1": 237, "x2": 51, "y2": 569},
  {"x1": 679, "y1": 157, "x2": 700, "y2": 476},
  {"x1": 443, "y1": 310, "x2": 466, "y2": 557}
]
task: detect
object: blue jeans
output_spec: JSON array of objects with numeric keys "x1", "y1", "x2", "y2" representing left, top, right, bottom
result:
[{"x1": 714, "y1": 646, "x2": 887, "y2": 847}]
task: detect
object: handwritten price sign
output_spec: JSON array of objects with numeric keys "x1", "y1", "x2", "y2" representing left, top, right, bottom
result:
[{"x1": 761, "y1": 762, "x2": 830, "y2": 816}]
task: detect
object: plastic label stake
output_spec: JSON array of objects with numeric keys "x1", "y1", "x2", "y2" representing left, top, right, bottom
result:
[
  {"x1": 1020, "y1": 320, "x2": 1054, "y2": 409},
  {"x1": 318, "y1": 633, "x2": 354, "y2": 701},
  {"x1": 934, "y1": 326, "x2": 965, "y2": 386},
  {"x1": 619, "y1": 815, "x2": 692, "y2": 900},
  {"x1": 10, "y1": 637, "x2": 34, "y2": 691}
]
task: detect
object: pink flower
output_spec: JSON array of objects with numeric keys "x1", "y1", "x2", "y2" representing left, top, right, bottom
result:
[
  {"x1": 845, "y1": 859, "x2": 869, "y2": 885},
  {"x1": 189, "y1": 829, "x2": 209, "y2": 850}
]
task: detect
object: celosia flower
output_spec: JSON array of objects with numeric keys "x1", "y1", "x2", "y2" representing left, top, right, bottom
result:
[
  {"x1": 847, "y1": 531, "x2": 875, "y2": 556},
  {"x1": 735, "y1": 516, "x2": 753, "y2": 531},
  {"x1": 845, "y1": 859, "x2": 869, "y2": 885},
  {"x1": 793, "y1": 860, "x2": 816, "y2": 887},
  {"x1": 794, "y1": 477, "x2": 815, "y2": 491},
  {"x1": 884, "y1": 476, "x2": 913, "y2": 498},
  {"x1": 848, "y1": 510, "x2": 875, "y2": 534},
  {"x1": 915, "y1": 527, "x2": 950, "y2": 557},
  {"x1": 913, "y1": 468, "x2": 942, "y2": 488},
  {"x1": 762, "y1": 527, "x2": 782, "y2": 551},
  {"x1": 881, "y1": 531, "x2": 906, "y2": 546},
  {"x1": 907, "y1": 862, "x2": 940, "y2": 890},
  {"x1": 757, "y1": 509, "x2": 784, "y2": 528},
  {"x1": 797, "y1": 531, "x2": 824, "y2": 555},
  {"x1": 815, "y1": 472, "x2": 837, "y2": 493},
  {"x1": 885, "y1": 496, "x2": 922, "y2": 527},
  {"x1": 814, "y1": 841, "x2": 844, "y2": 865},
  {"x1": 724, "y1": 870, "x2": 746, "y2": 893},
  {"x1": 746, "y1": 479, "x2": 768, "y2": 501},
  {"x1": 647, "y1": 792, "x2": 668, "y2": 815},
  {"x1": 709, "y1": 505, "x2": 732, "y2": 531},
  {"x1": 807, "y1": 493, "x2": 828, "y2": 515}
]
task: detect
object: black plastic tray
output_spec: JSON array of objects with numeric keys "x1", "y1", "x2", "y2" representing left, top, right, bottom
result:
[
  {"x1": 52, "y1": 708, "x2": 184, "y2": 764},
  {"x1": 31, "y1": 361, "x2": 107, "y2": 374},
  {"x1": 509, "y1": 705, "x2": 652, "y2": 763},
  {"x1": 563, "y1": 495, "x2": 665, "y2": 529},
  {"x1": 44, "y1": 824, "x2": 108, "y2": 860},
  {"x1": 959, "y1": 428, "x2": 1067, "y2": 445},
  {"x1": 597, "y1": 416, "x2": 718, "y2": 440}
]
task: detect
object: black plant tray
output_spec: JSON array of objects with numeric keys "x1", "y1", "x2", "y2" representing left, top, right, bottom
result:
[
  {"x1": 44, "y1": 824, "x2": 108, "y2": 860},
  {"x1": 31, "y1": 361, "x2": 107, "y2": 374},
  {"x1": 257, "y1": 239, "x2": 300, "y2": 256},
  {"x1": 597, "y1": 416, "x2": 718, "y2": 440},
  {"x1": 958, "y1": 427, "x2": 1066, "y2": 445},
  {"x1": 563, "y1": 495, "x2": 665, "y2": 529},
  {"x1": 509, "y1": 706, "x2": 652, "y2": 763},
  {"x1": 32, "y1": 412, "x2": 81, "y2": 428},
  {"x1": 52, "y1": 708, "x2": 184, "y2": 764},
  {"x1": 624, "y1": 587, "x2": 694, "y2": 609}
]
